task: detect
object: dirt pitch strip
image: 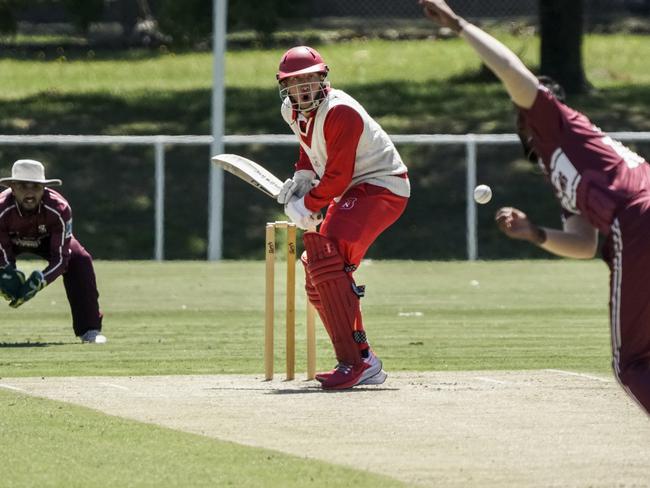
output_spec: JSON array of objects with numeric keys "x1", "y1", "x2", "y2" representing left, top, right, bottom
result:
[{"x1": 2, "y1": 370, "x2": 650, "y2": 487}]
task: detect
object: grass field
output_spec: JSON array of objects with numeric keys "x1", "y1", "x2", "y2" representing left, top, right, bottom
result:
[
  {"x1": 0, "y1": 259, "x2": 614, "y2": 487},
  {"x1": 0, "y1": 260, "x2": 611, "y2": 377},
  {"x1": 0, "y1": 29, "x2": 641, "y2": 485},
  {"x1": 1, "y1": 34, "x2": 649, "y2": 135}
]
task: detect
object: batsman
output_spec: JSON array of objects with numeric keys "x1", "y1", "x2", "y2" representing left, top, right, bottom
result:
[
  {"x1": 0, "y1": 159, "x2": 105, "y2": 343},
  {"x1": 276, "y1": 46, "x2": 410, "y2": 389}
]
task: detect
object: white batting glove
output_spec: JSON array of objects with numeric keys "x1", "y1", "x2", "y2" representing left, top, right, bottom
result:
[
  {"x1": 277, "y1": 170, "x2": 318, "y2": 204},
  {"x1": 284, "y1": 196, "x2": 323, "y2": 230}
]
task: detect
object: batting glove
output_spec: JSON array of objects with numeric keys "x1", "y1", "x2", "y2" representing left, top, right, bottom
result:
[
  {"x1": 284, "y1": 196, "x2": 323, "y2": 230},
  {"x1": 10, "y1": 270, "x2": 45, "y2": 308},
  {"x1": 0, "y1": 265, "x2": 26, "y2": 302},
  {"x1": 277, "y1": 170, "x2": 319, "y2": 205}
]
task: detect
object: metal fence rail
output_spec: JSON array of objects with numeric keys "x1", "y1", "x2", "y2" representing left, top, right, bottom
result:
[{"x1": 1, "y1": 132, "x2": 649, "y2": 261}]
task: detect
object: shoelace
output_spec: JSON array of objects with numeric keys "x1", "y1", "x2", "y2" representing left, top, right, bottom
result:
[{"x1": 335, "y1": 363, "x2": 353, "y2": 375}]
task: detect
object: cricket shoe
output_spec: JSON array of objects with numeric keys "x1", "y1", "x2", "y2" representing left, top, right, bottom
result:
[
  {"x1": 319, "y1": 351, "x2": 386, "y2": 390},
  {"x1": 315, "y1": 363, "x2": 343, "y2": 383},
  {"x1": 80, "y1": 329, "x2": 107, "y2": 344},
  {"x1": 356, "y1": 353, "x2": 387, "y2": 386},
  {"x1": 316, "y1": 350, "x2": 385, "y2": 384}
]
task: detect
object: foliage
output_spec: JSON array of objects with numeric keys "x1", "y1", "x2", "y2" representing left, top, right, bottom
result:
[
  {"x1": 156, "y1": 0, "x2": 308, "y2": 46},
  {"x1": 157, "y1": 0, "x2": 212, "y2": 46},
  {"x1": 0, "y1": 0, "x2": 19, "y2": 34},
  {"x1": 61, "y1": 0, "x2": 104, "y2": 33},
  {"x1": 0, "y1": 0, "x2": 104, "y2": 35}
]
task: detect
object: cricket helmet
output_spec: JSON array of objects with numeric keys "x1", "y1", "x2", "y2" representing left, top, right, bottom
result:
[{"x1": 276, "y1": 46, "x2": 329, "y2": 82}]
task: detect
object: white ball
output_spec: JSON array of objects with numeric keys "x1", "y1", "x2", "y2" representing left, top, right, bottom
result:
[{"x1": 473, "y1": 184, "x2": 492, "y2": 204}]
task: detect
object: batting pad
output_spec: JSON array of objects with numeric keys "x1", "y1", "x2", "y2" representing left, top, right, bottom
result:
[{"x1": 303, "y1": 232, "x2": 362, "y2": 365}]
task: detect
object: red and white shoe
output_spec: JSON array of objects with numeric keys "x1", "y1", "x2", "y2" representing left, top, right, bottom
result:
[
  {"x1": 319, "y1": 350, "x2": 387, "y2": 389},
  {"x1": 315, "y1": 365, "x2": 339, "y2": 384},
  {"x1": 319, "y1": 361, "x2": 369, "y2": 390},
  {"x1": 357, "y1": 352, "x2": 387, "y2": 386}
]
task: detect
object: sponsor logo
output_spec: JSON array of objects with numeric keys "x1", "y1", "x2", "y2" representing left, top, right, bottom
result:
[
  {"x1": 11, "y1": 237, "x2": 40, "y2": 248},
  {"x1": 340, "y1": 197, "x2": 357, "y2": 210}
]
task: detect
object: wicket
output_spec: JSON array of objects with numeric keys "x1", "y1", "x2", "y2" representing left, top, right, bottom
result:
[{"x1": 265, "y1": 221, "x2": 317, "y2": 380}]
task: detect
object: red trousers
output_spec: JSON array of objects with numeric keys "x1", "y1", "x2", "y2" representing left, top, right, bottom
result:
[
  {"x1": 319, "y1": 183, "x2": 408, "y2": 268},
  {"x1": 302, "y1": 183, "x2": 407, "y2": 357}
]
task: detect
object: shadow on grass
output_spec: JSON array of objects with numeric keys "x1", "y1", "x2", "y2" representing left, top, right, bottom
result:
[
  {"x1": 0, "y1": 342, "x2": 67, "y2": 348},
  {"x1": 2, "y1": 79, "x2": 649, "y2": 136},
  {"x1": 0, "y1": 79, "x2": 649, "y2": 259}
]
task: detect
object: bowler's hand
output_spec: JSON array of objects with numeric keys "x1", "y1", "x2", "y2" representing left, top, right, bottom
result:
[
  {"x1": 284, "y1": 196, "x2": 323, "y2": 230},
  {"x1": 10, "y1": 270, "x2": 45, "y2": 308},
  {"x1": 495, "y1": 207, "x2": 539, "y2": 241},
  {"x1": 418, "y1": 0, "x2": 464, "y2": 32}
]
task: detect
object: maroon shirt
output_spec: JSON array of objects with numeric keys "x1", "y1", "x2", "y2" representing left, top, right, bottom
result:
[
  {"x1": 519, "y1": 87, "x2": 650, "y2": 234},
  {"x1": 0, "y1": 187, "x2": 73, "y2": 284}
]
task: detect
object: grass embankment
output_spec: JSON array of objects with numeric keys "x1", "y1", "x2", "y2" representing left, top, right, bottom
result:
[{"x1": 0, "y1": 34, "x2": 648, "y2": 260}]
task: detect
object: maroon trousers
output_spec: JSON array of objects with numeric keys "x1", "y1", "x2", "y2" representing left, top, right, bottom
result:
[
  {"x1": 19, "y1": 237, "x2": 102, "y2": 337},
  {"x1": 603, "y1": 198, "x2": 650, "y2": 415}
]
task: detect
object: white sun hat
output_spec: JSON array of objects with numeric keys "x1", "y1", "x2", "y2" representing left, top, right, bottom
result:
[{"x1": 0, "y1": 159, "x2": 62, "y2": 187}]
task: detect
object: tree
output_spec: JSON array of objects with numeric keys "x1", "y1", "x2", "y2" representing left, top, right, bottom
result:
[{"x1": 539, "y1": 0, "x2": 590, "y2": 94}]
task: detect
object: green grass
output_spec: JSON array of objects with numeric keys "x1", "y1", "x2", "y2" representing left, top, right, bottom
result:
[
  {"x1": 0, "y1": 34, "x2": 649, "y2": 135},
  {"x1": 1, "y1": 34, "x2": 648, "y2": 261},
  {"x1": 0, "y1": 260, "x2": 611, "y2": 377},
  {"x1": 0, "y1": 389, "x2": 404, "y2": 488},
  {"x1": 0, "y1": 259, "x2": 612, "y2": 487}
]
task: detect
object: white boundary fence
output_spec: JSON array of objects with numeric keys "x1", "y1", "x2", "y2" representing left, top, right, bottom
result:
[{"x1": 1, "y1": 132, "x2": 649, "y2": 261}]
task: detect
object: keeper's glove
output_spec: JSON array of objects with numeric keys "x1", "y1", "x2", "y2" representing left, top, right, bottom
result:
[
  {"x1": 0, "y1": 266, "x2": 26, "y2": 302},
  {"x1": 10, "y1": 271, "x2": 45, "y2": 308}
]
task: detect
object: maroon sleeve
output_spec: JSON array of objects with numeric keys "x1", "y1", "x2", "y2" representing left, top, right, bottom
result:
[
  {"x1": 294, "y1": 145, "x2": 315, "y2": 172},
  {"x1": 0, "y1": 209, "x2": 15, "y2": 268},
  {"x1": 518, "y1": 87, "x2": 566, "y2": 145},
  {"x1": 304, "y1": 105, "x2": 364, "y2": 211},
  {"x1": 42, "y1": 202, "x2": 72, "y2": 285}
]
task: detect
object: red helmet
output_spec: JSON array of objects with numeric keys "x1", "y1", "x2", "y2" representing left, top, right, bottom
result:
[{"x1": 276, "y1": 46, "x2": 329, "y2": 82}]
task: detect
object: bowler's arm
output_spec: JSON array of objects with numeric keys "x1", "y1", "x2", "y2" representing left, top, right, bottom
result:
[
  {"x1": 420, "y1": 0, "x2": 538, "y2": 108},
  {"x1": 537, "y1": 214, "x2": 599, "y2": 259}
]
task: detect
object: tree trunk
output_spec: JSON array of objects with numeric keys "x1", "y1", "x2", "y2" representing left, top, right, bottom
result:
[{"x1": 539, "y1": 0, "x2": 589, "y2": 94}]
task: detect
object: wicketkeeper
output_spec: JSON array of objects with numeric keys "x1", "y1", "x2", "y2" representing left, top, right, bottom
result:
[
  {"x1": 276, "y1": 46, "x2": 410, "y2": 389},
  {"x1": 0, "y1": 159, "x2": 105, "y2": 343}
]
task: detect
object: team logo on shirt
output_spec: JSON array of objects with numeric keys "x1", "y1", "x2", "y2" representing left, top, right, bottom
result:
[
  {"x1": 11, "y1": 237, "x2": 40, "y2": 248},
  {"x1": 549, "y1": 148, "x2": 581, "y2": 213},
  {"x1": 38, "y1": 225, "x2": 47, "y2": 234},
  {"x1": 340, "y1": 198, "x2": 357, "y2": 210}
]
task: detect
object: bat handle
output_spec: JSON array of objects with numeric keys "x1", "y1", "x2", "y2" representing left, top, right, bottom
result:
[{"x1": 307, "y1": 212, "x2": 323, "y2": 232}]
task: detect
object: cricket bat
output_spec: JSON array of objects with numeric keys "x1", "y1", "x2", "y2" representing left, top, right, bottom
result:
[
  {"x1": 211, "y1": 153, "x2": 322, "y2": 229},
  {"x1": 211, "y1": 153, "x2": 283, "y2": 199}
]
